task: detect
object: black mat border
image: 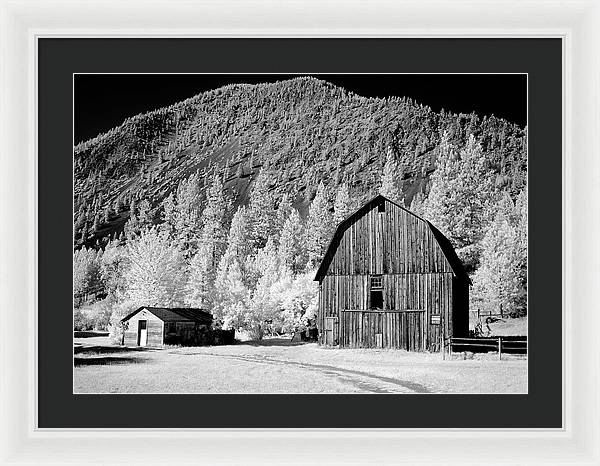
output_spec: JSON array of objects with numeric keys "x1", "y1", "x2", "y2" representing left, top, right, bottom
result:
[{"x1": 38, "y1": 38, "x2": 562, "y2": 428}]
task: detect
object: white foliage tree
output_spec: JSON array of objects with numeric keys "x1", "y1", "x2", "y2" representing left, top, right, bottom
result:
[
  {"x1": 73, "y1": 247, "x2": 103, "y2": 305},
  {"x1": 333, "y1": 183, "x2": 353, "y2": 225},
  {"x1": 277, "y1": 208, "x2": 305, "y2": 275},
  {"x1": 243, "y1": 237, "x2": 282, "y2": 339},
  {"x1": 123, "y1": 228, "x2": 187, "y2": 307},
  {"x1": 275, "y1": 272, "x2": 319, "y2": 333},
  {"x1": 274, "y1": 192, "x2": 293, "y2": 240},
  {"x1": 470, "y1": 189, "x2": 527, "y2": 315},
  {"x1": 422, "y1": 132, "x2": 497, "y2": 270},
  {"x1": 99, "y1": 237, "x2": 128, "y2": 298},
  {"x1": 305, "y1": 182, "x2": 333, "y2": 270},
  {"x1": 212, "y1": 206, "x2": 252, "y2": 324},
  {"x1": 409, "y1": 190, "x2": 425, "y2": 216},
  {"x1": 214, "y1": 260, "x2": 250, "y2": 330},
  {"x1": 378, "y1": 148, "x2": 404, "y2": 204}
]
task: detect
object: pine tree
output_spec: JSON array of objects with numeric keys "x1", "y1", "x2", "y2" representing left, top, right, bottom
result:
[
  {"x1": 215, "y1": 206, "x2": 251, "y2": 289},
  {"x1": 80, "y1": 222, "x2": 89, "y2": 243},
  {"x1": 422, "y1": 133, "x2": 497, "y2": 270},
  {"x1": 130, "y1": 198, "x2": 137, "y2": 218},
  {"x1": 333, "y1": 183, "x2": 352, "y2": 225},
  {"x1": 235, "y1": 162, "x2": 244, "y2": 179},
  {"x1": 160, "y1": 192, "x2": 177, "y2": 235},
  {"x1": 186, "y1": 175, "x2": 227, "y2": 307},
  {"x1": 124, "y1": 198, "x2": 153, "y2": 239},
  {"x1": 277, "y1": 208, "x2": 305, "y2": 275},
  {"x1": 113, "y1": 197, "x2": 123, "y2": 215},
  {"x1": 137, "y1": 199, "x2": 152, "y2": 225},
  {"x1": 160, "y1": 173, "x2": 203, "y2": 252},
  {"x1": 305, "y1": 182, "x2": 333, "y2": 270},
  {"x1": 247, "y1": 170, "x2": 276, "y2": 251},
  {"x1": 274, "y1": 192, "x2": 293, "y2": 239},
  {"x1": 378, "y1": 148, "x2": 403, "y2": 204},
  {"x1": 409, "y1": 190, "x2": 425, "y2": 216},
  {"x1": 92, "y1": 214, "x2": 100, "y2": 232},
  {"x1": 186, "y1": 246, "x2": 212, "y2": 308}
]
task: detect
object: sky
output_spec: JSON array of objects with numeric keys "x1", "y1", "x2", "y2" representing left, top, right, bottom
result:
[{"x1": 74, "y1": 74, "x2": 527, "y2": 144}]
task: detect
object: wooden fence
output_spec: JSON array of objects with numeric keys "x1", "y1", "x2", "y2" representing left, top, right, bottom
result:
[
  {"x1": 470, "y1": 308, "x2": 526, "y2": 320},
  {"x1": 447, "y1": 336, "x2": 527, "y2": 360}
]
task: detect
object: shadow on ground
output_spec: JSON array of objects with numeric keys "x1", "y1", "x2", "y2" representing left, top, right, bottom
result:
[
  {"x1": 74, "y1": 345, "x2": 159, "y2": 355},
  {"x1": 74, "y1": 356, "x2": 146, "y2": 366},
  {"x1": 236, "y1": 338, "x2": 313, "y2": 347},
  {"x1": 74, "y1": 331, "x2": 109, "y2": 338}
]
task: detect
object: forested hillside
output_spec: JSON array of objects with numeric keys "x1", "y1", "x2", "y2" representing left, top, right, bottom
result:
[
  {"x1": 73, "y1": 77, "x2": 528, "y2": 338},
  {"x1": 74, "y1": 77, "x2": 526, "y2": 247}
]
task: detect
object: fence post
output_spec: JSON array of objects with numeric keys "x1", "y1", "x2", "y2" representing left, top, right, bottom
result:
[
  {"x1": 500, "y1": 304, "x2": 503, "y2": 318},
  {"x1": 477, "y1": 308, "x2": 480, "y2": 320},
  {"x1": 498, "y1": 337, "x2": 502, "y2": 360},
  {"x1": 442, "y1": 335, "x2": 446, "y2": 360}
]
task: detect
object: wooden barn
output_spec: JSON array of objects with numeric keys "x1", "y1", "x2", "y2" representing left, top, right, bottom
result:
[
  {"x1": 121, "y1": 307, "x2": 213, "y2": 347},
  {"x1": 314, "y1": 195, "x2": 470, "y2": 352}
]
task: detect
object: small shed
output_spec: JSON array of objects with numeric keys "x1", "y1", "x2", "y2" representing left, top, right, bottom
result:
[
  {"x1": 314, "y1": 195, "x2": 470, "y2": 352},
  {"x1": 121, "y1": 307, "x2": 213, "y2": 347}
]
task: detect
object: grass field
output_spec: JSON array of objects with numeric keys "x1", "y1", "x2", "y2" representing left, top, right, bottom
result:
[
  {"x1": 74, "y1": 335, "x2": 527, "y2": 394},
  {"x1": 469, "y1": 315, "x2": 527, "y2": 336}
]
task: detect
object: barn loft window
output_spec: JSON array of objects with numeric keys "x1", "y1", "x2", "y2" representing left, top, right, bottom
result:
[
  {"x1": 370, "y1": 275, "x2": 383, "y2": 310},
  {"x1": 371, "y1": 275, "x2": 383, "y2": 289},
  {"x1": 378, "y1": 202, "x2": 386, "y2": 213}
]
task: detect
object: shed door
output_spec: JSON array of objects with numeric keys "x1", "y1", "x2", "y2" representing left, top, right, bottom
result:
[
  {"x1": 138, "y1": 320, "x2": 148, "y2": 346},
  {"x1": 324, "y1": 317, "x2": 339, "y2": 346}
]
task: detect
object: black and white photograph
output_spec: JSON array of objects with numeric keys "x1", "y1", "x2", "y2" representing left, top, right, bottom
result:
[{"x1": 73, "y1": 73, "x2": 528, "y2": 395}]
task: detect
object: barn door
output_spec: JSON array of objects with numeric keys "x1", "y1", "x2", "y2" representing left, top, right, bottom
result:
[
  {"x1": 397, "y1": 312, "x2": 425, "y2": 351},
  {"x1": 138, "y1": 320, "x2": 148, "y2": 346},
  {"x1": 324, "y1": 317, "x2": 339, "y2": 346},
  {"x1": 407, "y1": 312, "x2": 425, "y2": 351}
]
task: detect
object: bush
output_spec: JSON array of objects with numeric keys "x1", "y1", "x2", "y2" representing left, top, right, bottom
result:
[
  {"x1": 73, "y1": 309, "x2": 94, "y2": 331},
  {"x1": 108, "y1": 300, "x2": 140, "y2": 345}
]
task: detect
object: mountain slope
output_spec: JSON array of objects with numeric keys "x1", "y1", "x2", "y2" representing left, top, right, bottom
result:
[{"x1": 74, "y1": 76, "x2": 527, "y2": 248}]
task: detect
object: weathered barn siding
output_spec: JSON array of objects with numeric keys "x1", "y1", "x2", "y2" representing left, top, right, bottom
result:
[
  {"x1": 123, "y1": 308, "x2": 164, "y2": 346},
  {"x1": 339, "y1": 310, "x2": 425, "y2": 349},
  {"x1": 320, "y1": 199, "x2": 454, "y2": 276},
  {"x1": 318, "y1": 272, "x2": 456, "y2": 350},
  {"x1": 315, "y1": 196, "x2": 469, "y2": 352}
]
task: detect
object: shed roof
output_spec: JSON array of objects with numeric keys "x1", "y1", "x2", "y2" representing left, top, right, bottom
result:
[
  {"x1": 121, "y1": 307, "x2": 213, "y2": 323},
  {"x1": 314, "y1": 194, "x2": 471, "y2": 284}
]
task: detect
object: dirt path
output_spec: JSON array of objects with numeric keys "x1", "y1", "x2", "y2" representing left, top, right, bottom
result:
[
  {"x1": 74, "y1": 337, "x2": 527, "y2": 394},
  {"x1": 175, "y1": 351, "x2": 430, "y2": 394}
]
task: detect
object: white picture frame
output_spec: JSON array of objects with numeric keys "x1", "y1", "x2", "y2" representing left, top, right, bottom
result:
[{"x1": 1, "y1": 0, "x2": 598, "y2": 464}]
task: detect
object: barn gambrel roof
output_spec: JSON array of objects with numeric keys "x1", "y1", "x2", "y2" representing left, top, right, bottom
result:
[
  {"x1": 313, "y1": 194, "x2": 471, "y2": 284},
  {"x1": 121, "y1": 307, "x2": 213, "y2": 324}
]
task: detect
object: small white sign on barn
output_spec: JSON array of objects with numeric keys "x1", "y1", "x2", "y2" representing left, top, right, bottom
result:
[{"x1": 430, "y1": 315, "x2": 441, "y2": 325}]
